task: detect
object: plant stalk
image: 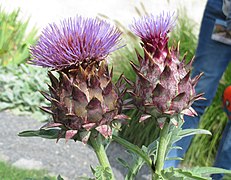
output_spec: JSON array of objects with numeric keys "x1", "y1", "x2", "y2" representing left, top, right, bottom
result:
[
  {"x1": 90, "y1": 133, "x2": 115, "y2": 180},
  {"x1": 153, "y1": 120, "x2": 170, "y2": 179}
]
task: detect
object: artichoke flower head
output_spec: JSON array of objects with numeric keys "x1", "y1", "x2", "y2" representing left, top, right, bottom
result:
[
  {"x1": 128, "y1": 12, "x2": 204, "y2": 127},
  {"x1": 30, "y1": 16, "x2": 128, "y2": 143}
]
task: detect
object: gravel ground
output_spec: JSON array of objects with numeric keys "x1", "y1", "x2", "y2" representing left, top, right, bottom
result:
[{"x1": 0, "y1": 111, "x2": 150, "y2": 180}]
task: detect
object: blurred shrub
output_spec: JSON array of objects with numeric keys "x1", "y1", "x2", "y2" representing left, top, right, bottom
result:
[
  {"x1": 0, "y1": 64, "x2": 50, "y2": 121},
  {"x1": 0, "y1": 7, "x2": 37, "y2": 66},
  {"x1": 169, "y1": 7, "x2": 198, "y2": 63},
  {"x1": 0, "y1": 7, "x2": 48, "y2": 121},
  {"x1": 109, "y1": 21, "x2": 141, "y2": 83}
]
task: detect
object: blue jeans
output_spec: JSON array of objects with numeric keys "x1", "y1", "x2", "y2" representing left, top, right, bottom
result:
[{"x1": 164, "y1": 0, "x2": 231, "y2": 179}]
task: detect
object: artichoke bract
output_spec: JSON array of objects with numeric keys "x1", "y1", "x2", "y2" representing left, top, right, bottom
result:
[
  {"x1": 128, "y1": 13, "x2": 204, "y2": 127},
  {"x1": 30, "y1": 16, "x2": 127, "y2": 143}
]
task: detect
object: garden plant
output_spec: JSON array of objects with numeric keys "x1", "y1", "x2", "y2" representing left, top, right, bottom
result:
[
  {"x1": 0, "y1": 7, "x2": 50, "y2": 121},
  {"x1": 0, "y1": 64, "x2": 49, "y2": 121},
  {"x1": 0, "y1": 7, "x2": 37, "y2": 66},
  {"x1": 19, "y1": 12, "x2": 231, "y2": 180}
]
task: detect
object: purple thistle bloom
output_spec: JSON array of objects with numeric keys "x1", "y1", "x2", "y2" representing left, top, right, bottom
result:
[
  {"x1": 30, "y1": 16, "x2": 122, "y2": 70},
  {"x1": 130, "y1": 12, "x2": 175, "y2": 53},
  {"x1": 127, "y1": 12, "x2": 204, "y2": 127}
]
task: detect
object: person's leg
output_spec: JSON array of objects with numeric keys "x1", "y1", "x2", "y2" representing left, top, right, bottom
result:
[
  {"x1": 211, "y1": 86, "x2": 231, "y2": 180},
  {"x1": 164, "y1": 0, "x2": 231, "y2": 168},
  {"x1": 211, "y1": 120, "x2": 231, "y2": 180}
]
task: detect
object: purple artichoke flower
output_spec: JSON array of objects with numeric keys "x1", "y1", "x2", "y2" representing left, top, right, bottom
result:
[
  {"x1": 29, "y1": 16, "x2": 127, "y2": 143},
  {"x1": 130, "y1": 12, "x2": 175, "y2": 54},
  {"x1": 127, "y1": 12, "x2": 204, "y2": 127},
  {"x1": 30, "y1": 16, "x2": 122, "y2": 70}
]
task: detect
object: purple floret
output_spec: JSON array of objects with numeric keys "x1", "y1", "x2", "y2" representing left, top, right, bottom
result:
[
  {"x1": 30, "y1": 16, "x2": 122, "y2": 70},
  {"x1": 130, "y1": 12, "x2": 175, "y2": 48}
]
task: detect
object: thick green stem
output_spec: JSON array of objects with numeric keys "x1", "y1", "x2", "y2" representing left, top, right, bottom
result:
[
  {"x1": 153, "y1": 120, "x2": 170, "y2": 179},
  {"x1": 90, "y1": 134, "x2": 115, "y2": 180}
]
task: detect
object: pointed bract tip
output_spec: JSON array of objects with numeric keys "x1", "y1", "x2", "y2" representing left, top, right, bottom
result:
[
  {"x1": 65, "y1": 130, "x2": 78, "y2": 143},
  {"x1": 96, "y1": 125, "x2": 112, "y2": 138},
  {"x1": 139, "y1": 114, "x2": 152, "y2": 122}
]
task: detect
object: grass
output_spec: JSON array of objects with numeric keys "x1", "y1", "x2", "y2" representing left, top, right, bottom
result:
[{"x1": 0, "y1": 160, "x2": 55, "y2": 180}]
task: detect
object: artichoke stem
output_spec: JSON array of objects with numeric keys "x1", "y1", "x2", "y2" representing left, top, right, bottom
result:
[
  {"x1": 153, "y1": 119, "x2": 170, "y2": 179},
  {"x1": 90, "y1": 133, "x2": 115, "y2": 180}
]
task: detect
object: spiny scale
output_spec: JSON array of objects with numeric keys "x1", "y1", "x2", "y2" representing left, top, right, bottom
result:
[{"x1": 40, "y1": 61, "x2": 128, "y2": 143}]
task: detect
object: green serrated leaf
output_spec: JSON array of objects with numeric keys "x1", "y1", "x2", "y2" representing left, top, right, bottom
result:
[
  {"x1": 179, "y1": 129, "x2": 212, "y2": 138},
  {"x1": 161, "y1": 167, "x2": 210, "y2": 180},
  {"x1": 161, "y1": 117, "x2": 212, "y2": 168},
  {"x1": 92, "y1": 166, "x2": 112, "y2": 180},
  {"x1": 124, "y1": 152, "x2": 145, "y2": 180},
  {"x1": 190, "y1": 166, "x2": 231, "y2": 176},
  {"x1": 18, "y1": 129, "x2": 60, "y2": 139}
]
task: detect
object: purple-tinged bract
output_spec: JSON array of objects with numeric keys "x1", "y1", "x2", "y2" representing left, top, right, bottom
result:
[{"x1": 30, "y1": 16, "x2": 122, "y2": 70}]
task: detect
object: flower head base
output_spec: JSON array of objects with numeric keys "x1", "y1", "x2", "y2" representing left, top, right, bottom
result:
[
  {"x1": 41, "y1": 60, "x2": 128, "y2": 143},
  {"x1": 128, "y1": 12, "x2": 204, "y2": 127},
  {"x1": 30, "y1": 16, "x2": 122, "y2": 70}
]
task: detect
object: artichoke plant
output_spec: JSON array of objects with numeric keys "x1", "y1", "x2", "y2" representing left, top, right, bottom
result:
[
  {"x1": 127, "y1": 13, "x2": 204, "y2": 127},
  {"x1": 19, "y1": 13, "x2": 231, "y2": 180},
  {"x1": 29, "y1": 16, "x2": 127, "y2": 143}
]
